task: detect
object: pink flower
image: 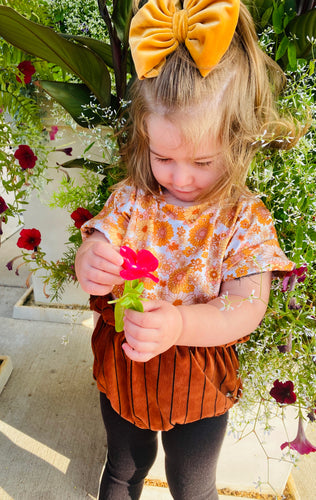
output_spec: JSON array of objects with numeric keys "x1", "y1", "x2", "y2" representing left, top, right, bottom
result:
[
  {"x1": 49, "y1": 126, "x2": 59, "y2": 140},
  {"x1": 71, "y1": 207, "x2": 93, "y2": 229},
  {"x1": 16, "y1": 60, "x2": 36, "y2": 84},
  {"x1": 120, "y1": 246, "x2": 159, "y2": 283},
  {"x1": 281, "y1": 417, "x2": 316, "y2": 455},
  {"x1": 17, "y1": 228, "x2": 41, "y2": 251},
  {"x1": 14, "y1": 145, "x2": 37, "y2": 170},
  {"x1": 282, "y1": 265, "x2": 307, "y2": 292},
  {"x1": 269, "y1": 379, "x2": 296, "y2": 404},
  {"x1": 0, "y1": 196, "x2": 8, "y2": 214}
]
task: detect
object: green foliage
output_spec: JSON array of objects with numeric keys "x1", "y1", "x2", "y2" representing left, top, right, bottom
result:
[
  {"x1": 0, "y1": 0, "x2": 134, "y2": 126},
  {"x1": 245, "y1": 0, "x2": 316, "y2": 70},
  {"x1": 109, "y1": 280, "x2": 145, "y2": 332},
  {"x1": 239, "y1": 60, "x2": 316, "y2": 419},
  {"x1": 0, "y1": 7, "x2": 112, "y2": 108}
]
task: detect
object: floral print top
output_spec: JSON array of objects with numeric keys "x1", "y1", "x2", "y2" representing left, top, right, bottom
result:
[{"x1": 82, "y1": 184, "x2": 294, "y2": 304}]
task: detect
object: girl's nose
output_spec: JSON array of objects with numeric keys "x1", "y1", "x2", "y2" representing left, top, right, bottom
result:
[{"x1": 173, "y1": 164, "x2": 192, "y2": 187}]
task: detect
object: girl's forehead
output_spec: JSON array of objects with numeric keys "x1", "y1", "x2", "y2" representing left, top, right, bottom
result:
[{"x1": 147, "y1": 113, "x2": 221, "y2": 156}]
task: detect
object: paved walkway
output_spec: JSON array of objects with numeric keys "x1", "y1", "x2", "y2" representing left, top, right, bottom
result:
[{"x1": 1, "y1": 232, "x2": 315, "y2": 499}]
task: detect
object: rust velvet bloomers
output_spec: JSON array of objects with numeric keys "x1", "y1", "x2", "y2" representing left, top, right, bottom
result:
[{"x1": 90, "y1": 294, "x2": 244, "y2": 431}]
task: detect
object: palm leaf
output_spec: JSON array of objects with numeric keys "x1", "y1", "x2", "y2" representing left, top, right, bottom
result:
[{"x1": 0, "y1": 6, "x2": 111, "y2": 108}]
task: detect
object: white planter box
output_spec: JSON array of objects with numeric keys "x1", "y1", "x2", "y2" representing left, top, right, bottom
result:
[
  {"x1": 0, "y1": 355, "x2": 13, "y2": 394},
  {"x1": 13, "y1": 286, "x2": 93, "y2": 325}
]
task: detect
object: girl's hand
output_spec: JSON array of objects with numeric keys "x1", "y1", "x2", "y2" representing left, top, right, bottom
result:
[
  {"x1": 122, "y1": 300, "x2": 183, "y2": 362},
  {"x1": 75, "y1": 231, "x2": 124, "y2": 295}
]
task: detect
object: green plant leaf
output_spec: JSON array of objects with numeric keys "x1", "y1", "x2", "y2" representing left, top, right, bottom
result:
[
  {"x1": 0, "y1": 6, "x2": 111, "y2": 108},
  {"x1": 114, "y1": 301, "x2": 125, "y2": 332},
  {"x1": 287, "y1": 40, "x2": 297, "y2": 68},
  {"x1": 39, "y1": 81, "x2": 104, "y2": 127},
  {"x1": 287, "y1": 9, "x2": 316, "y2": 59},
  {"x1": 130, "y1": 298, "x2": 144, "y2": 312},
  {"x1": 61, "y1": 158, "x2": 110, "y2": 172},
  {"x1": 261, "y1": 6, "x2": 273, "y2": 27},
  {"x1": 60, "y1": 34, "x2": 114, "y2": 69},
  {"x1": 112, "y1": 0, "x2": 133, "y2": 43},
  {"x1": 272, "y1": 3, "x2": 284, "y2": 34},
  {"x1": 276, "y1": 35, "x2": 289, "y2": 60}
]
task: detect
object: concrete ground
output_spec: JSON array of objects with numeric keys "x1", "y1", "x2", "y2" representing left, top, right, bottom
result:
[{"x1": 1, "y1": 232, "x2": 315, "y2": 500}]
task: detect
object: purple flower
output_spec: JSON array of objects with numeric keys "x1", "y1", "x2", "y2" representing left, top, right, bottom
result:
[
  {"x1": 55, "y1": 147, "x2": 73, "y2": 156},
  {"x1": 282, "y1": 265, "x2": 307, "y2": 292},
  {"x1": 0, "y1": 196, "x2": 8, "y2": 214},
  {"x1": 6, "y1": 255, "x2": 23, "y2": 271},
  {"x1": 269, "y1": 379, "x2": 296, "y2": 404},
  {"x1": 120, "y1": 246, "x2": 159, "y2": 283},
  {"x1": 281, "y1": 417, "x2": 316, "y2": 455}
]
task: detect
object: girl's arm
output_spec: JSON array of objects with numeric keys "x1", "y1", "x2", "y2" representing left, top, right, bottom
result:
[
  {"x1": 122, "y1": 272, "x2": 271, "y2": 361},
  {"x1": 178, "y1": 271, "x2": 271, "y2": 346}
]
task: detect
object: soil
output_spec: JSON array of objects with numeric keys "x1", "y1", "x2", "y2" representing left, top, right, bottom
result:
[{"x1": 144, "y1": 479, "x2": 295, "y2": 499}]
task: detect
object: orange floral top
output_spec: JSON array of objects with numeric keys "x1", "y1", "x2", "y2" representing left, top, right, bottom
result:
[{"x1": 81, "y1": 185, "x2": 294, "y2": 430}]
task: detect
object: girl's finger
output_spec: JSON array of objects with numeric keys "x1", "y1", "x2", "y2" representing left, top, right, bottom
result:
[{"x1": 122, "y1": 343, "x2": 155, "y2": 362}]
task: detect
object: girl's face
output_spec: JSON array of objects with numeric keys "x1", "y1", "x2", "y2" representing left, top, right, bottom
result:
[{"x1": 147, "y1": 114, "x2": 223, "y2": 206}]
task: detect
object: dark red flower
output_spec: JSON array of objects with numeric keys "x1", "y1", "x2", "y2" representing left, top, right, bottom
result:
[
  {"x1": 55, "y1": 147, "x2": 72, "y2": 156},
  {"x1": 269, "y1": 379, "x2": 296, "y2": 404},
  {"x1": 71, "y1": 207, "x2": 93, "y2": 229},
  {"x1": 120, "y1": 246, "x2": 159, "y2": 283},
  {"x1": 281, "y1": 417, "x2": 316, "y2": 455},
  {"x1": 49, "y1": 126, "x2": 58, "y2": 140},
  {"x1": 16, "y1": 60, "x2": 36, "y2": 84},
  {"x1": 0, "y1": 196, "x2": 8, "y2": 214},
  {"x1": 14, "y1": 145, "x2": 38, "y2": 170},
  {"x1": 17, "y1": 228, "x2": 41, "y2": 251},
  {"x1": 282, "y1": 265, "x2": 307, "y2": 292}
]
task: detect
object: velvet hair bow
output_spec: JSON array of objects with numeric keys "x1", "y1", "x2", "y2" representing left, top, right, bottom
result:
[{"x1": 129, "y1": 0, "x2": 240, "y2": 79}]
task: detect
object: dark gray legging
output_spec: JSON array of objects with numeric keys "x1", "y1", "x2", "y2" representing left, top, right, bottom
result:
[{"x1": 98, "y1": 392, "x2": 228, "y2": 500}]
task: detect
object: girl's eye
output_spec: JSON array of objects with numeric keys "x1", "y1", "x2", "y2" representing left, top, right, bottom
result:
[
  {"x1": 155, "y1": 157, "x2": 171, "y2": 163},
  {"x1": 194, "y1": 161, "x2": 213, "y2": 168}
]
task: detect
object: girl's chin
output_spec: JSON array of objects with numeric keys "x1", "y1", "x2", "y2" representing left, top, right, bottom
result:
[{"x1": 164, "y1": 188, "x2": 200, "y2": 206}]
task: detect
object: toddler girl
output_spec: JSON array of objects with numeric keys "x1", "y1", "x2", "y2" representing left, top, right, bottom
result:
[{"x1": 75, "y1": 1, "x2": 300, "y2": 498}]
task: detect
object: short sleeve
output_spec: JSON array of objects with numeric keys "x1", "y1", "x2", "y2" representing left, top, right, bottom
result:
[
  {"x1": 81, "y1": 185, "x2": 135, "y2": 246},
  {"x1": 221, "y1": 198, "x2": 294, "y2": 282}
]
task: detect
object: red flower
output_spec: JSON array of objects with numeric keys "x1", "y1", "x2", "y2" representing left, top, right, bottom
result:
[
  {"x1": 16, "y1": 60, "x2": 36, "y2": 84},
  {"x1": 0, "y1": 196, "x2": 8, "y2": 214},
  {"x1": 281, "y1": 417, "x2": 316, "y2": 455},
  {"x1": 14, "y1": 145, "x2": 38, "y2": 170},
  {"x1": 282, "y1": 265, "x2": 307, "y2": 292},
  {"x1": 17, "y1": 228, "x2": 41, "y2": 251},
  {"x1": 71, "y1": 207, "x2": 93, "y2": 229},
  {"x1": 120, "y1": 246, "x2": 159, "y2": 283},
  {"x1": 269, "y1": 379, "x2": 296, "y2": 404},
  {"x1": 49, "y1": 126, "x2": 59, "y2": 140}
]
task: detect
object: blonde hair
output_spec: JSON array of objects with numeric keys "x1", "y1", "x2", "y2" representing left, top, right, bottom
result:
[{"x1": 120, "y1": 2, "x2": 301, "y2": 204}]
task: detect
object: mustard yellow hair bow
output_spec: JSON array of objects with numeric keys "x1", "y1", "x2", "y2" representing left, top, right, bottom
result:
[{"x1": 129, "y1": 0, "x2": 240, "y2": 79}]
